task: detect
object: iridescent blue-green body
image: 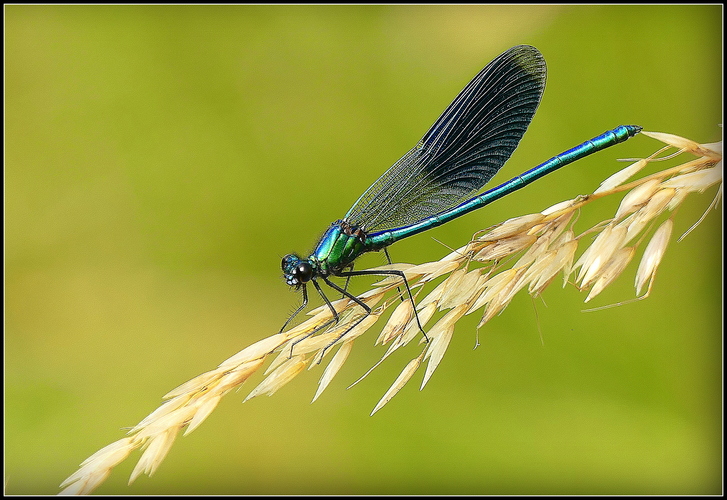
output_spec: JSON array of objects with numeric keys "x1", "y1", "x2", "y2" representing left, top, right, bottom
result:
[
  {"x1": 281, "y1": 124, "x2": 640, "y2": 290},
  {"x1": 282, "y1": 220, "x2": 371, "y2": 287},
  {"x1": 279, "y1": 44, "x2": 641, "y2": 347}
]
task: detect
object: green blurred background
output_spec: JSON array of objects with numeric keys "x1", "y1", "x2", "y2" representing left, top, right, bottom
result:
[{"x1": 5, "y1": 5, "x2": 722, "y2": 495}]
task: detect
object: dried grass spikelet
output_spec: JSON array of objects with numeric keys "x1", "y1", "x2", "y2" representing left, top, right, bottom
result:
[{"x1": 60, "y1": 130, "x2": 722, "y2": 495}]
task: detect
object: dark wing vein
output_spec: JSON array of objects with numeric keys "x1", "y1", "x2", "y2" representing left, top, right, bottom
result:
[{"x1": 344, "y1": 44, "x2": 547, "y2": 232}]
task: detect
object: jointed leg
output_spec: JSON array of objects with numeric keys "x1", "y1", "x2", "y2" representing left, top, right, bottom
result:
[
  {"x1": 286, "y1": 267, "x2": 428, "y2": 361},
  {"x1": 383, "y1": 248, "x2": 404, "y2": 301},
  {"x1": 317, "y1": 275, "x2": 373, "y2": 360},
  {"x1": 337, "y1": 268, "x2": 428, "y2": 342},
  {"x1": 279, "y1": 283, "x2": 309, "y2": 333},
  {"x1": 311, "y1": 278, "x2": 339, "y2": 323},
  {"x1": 340, "y1": 263, "x2": 354, "y2": 298},
  {"x1": 287, "y1": 278, "x2": 339, "y2": 358},
  {"x1": 321, "y1": 275, "x2": 372, "y2": 317}
]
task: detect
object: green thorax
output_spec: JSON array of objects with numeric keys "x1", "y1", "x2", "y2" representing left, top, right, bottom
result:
[{"x1": 310, "y1": 220, "x2": 374, "y2": 276}]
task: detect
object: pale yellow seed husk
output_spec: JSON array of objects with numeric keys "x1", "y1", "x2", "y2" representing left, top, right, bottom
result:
[
  {"x1": 497, "y1": 266, "x2": 531, "y2": 309},
  {"x1": 371, "y1": 355, "x2": 423, "y2": 415},
  {"x1": 526, "y1": 238, "x2": 576, "y2": 296},
  {"x1": 640, "y1": 188, "x2": 676, "y2": 219},
  {"x1": 479, "y1": 267, "x2": 529, "y2": 327},
  {"x1": 78, "y1": 437, "x2": 137, "y2": 469},
  {"x1": 218, "y1": 334, "x2": 293, "y2": 371},
  {"x1": 408, "y1": 301, "x2": 437, "y2": 333},
  {"x1": 421, "y1": 304, "x2": 468, "y2": 389},
  {"x1": 596, "y1": 158, "x2": 649, "y2": 193},
  {"x1": 330, "y1": 310, "x2": 381, "y2": 347},
  {"x1": 699, "y1": 141, "x2": 722, "y2": 156},
  {"x1": 541, "y1": 198, "x2": 578, "y2": 216},
  {"x1": 312, "y1": 339, "x2": 354, "y2": 402},
  {"x1": 468, "y1": 267, "x2": 518, "y2": 315},
  {"x1": 309, "y1": 311, "x2": 382, "y2": 366},
  {"x1": 615, "y1": 178, "x2": 661, "y2": 219},
  {"x1": 304, "y1": 297, "x2": 351, "y2": 319},
  {"x1": 479, "y1": 213, "x2": 545, "y2": 241},
  {"x1": 585, "y1": 246, "x2": 636, "y2": 302},
  {"x1": 532, "y1": 239, "x2": 579, "y2": 295},
  {"x1": 218, "y1": 358, "x2": 267, "y2": 393},
  {"x1": 369, "y1": 263, "x2": 417, "y2": 286},
  {"x1": 133, "y1": 405, "x2": 196, "y2": 441},
  {"x1": 415, "y1": 275, "x2": 451, "y2": 310},
  {"x1": 577, "y1": 224, "x2": 628, "y2": 287},
  {"x1": 287, "y1": 312, "x2": 362, "y2": 358},
  {"x1": 348, "y1": 302, "x2": 429, "y2": 388},
  {"x1": 244, "y1": 356, "x2": 307, "y2": 401},
  {"x1": 439, "y1": 268, "x2": 483, "y2": 309},
  {"x1": 437, "y1": 268, "x2": 467, "y2": 305},
  {"x1": 382, "y1": 301, "x2": 438, "y2": 356},
  {"x1": 642, "y1": 131, "x2": 721, "y2": 158},
  {"x1": 60, "y1": 437, "x2": 136, "y2": 494},
  {"x1": 457, "y1": 271, "x2": 491, "y2": 310},
  {"x1": 130, "y1": 395, "x2": 192, "y2": 434},
  {"x1": 623, "y1": 188, "x2": 675, "y2": 243},
  {"x1": 441, "y1": 245, "x2": 470, "y2": 262},
  {"x1": 541, "y1": 211, "x2": 575, "y2": 250},
  {"x1": 666, "y1": 188, "x2": 690, "y2": 212},
  {"x1": 509, "y1": 236, "x2": 544, "y2": 270},
  {"x1": 559, "y1": 231, "x2": 578, "y2": 287},
  {"x1": 184, "y1": 395, "x2": 222, "y2": 436},
  {"x1": 163, "y1": 369, "x2": 227, "y2": 400},
  {"x1": 660, "y1": 164, "x2": 723, "y2": 193},
  {"x1": 376, "y1": 297, "x2": 414, "y2": 345},
  {"x1": 635, "y1": 219, "x2": 673, "y2": 296},
  {"x1": 60, "y1": 469, "x2": 112, "y2": 495},
  {"x1": 129, "y1": 428, "x2": 179, "y2": 483},
  {"x1": 405, "y1": 260, "x2": 460, "y2": 282},
  {"x1": 473, "y1": 233, "x2": 537, "y2": 262}
]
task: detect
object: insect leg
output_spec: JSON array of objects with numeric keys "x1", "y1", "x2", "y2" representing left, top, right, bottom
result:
[
  {"x1": 311, "y1": 277, "x2": 339, "y2": 324},
  {"x1": 337, "y1": 268, "x2": 428, "y2": 343},
  {"x1": 383, "y1": 248, "x2": 404, "y2": 301},
  {"x1": 287, "y1": 278, "x2": 339, "y2": 358},
  {"x1": 340, "y1": 263, "x2": 354, "y2": 298},
  {"x1": 279, "y1": 283, "x2": 308, "y2": 333},
  {"x1": 315, "y1": 275, "x2": 373, "y2": 361}
]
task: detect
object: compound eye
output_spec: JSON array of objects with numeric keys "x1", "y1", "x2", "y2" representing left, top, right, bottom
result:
[
  {"x1": 281, "y1": 254, "x2": 295, "y2": 266},
  {"x1": 281, "y1": 254, "x2": 298, "y2": 272},
  {"x1": 296, "y1": 262, "x2": 313, "y2": 283}
]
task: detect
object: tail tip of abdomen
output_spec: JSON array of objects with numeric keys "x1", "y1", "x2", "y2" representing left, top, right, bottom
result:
[{"x1": 626, "y1": 124, "x2": 643, "y2": 136}]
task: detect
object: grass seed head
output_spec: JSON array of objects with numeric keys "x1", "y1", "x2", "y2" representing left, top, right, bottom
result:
[{"x1": 60, "y1": 130, "x2": 721, "y2": 495}]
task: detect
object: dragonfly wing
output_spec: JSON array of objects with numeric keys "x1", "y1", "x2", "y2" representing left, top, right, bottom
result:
[{"x1": 345, "y1": 45, "x2": 547, "y2": 232}]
